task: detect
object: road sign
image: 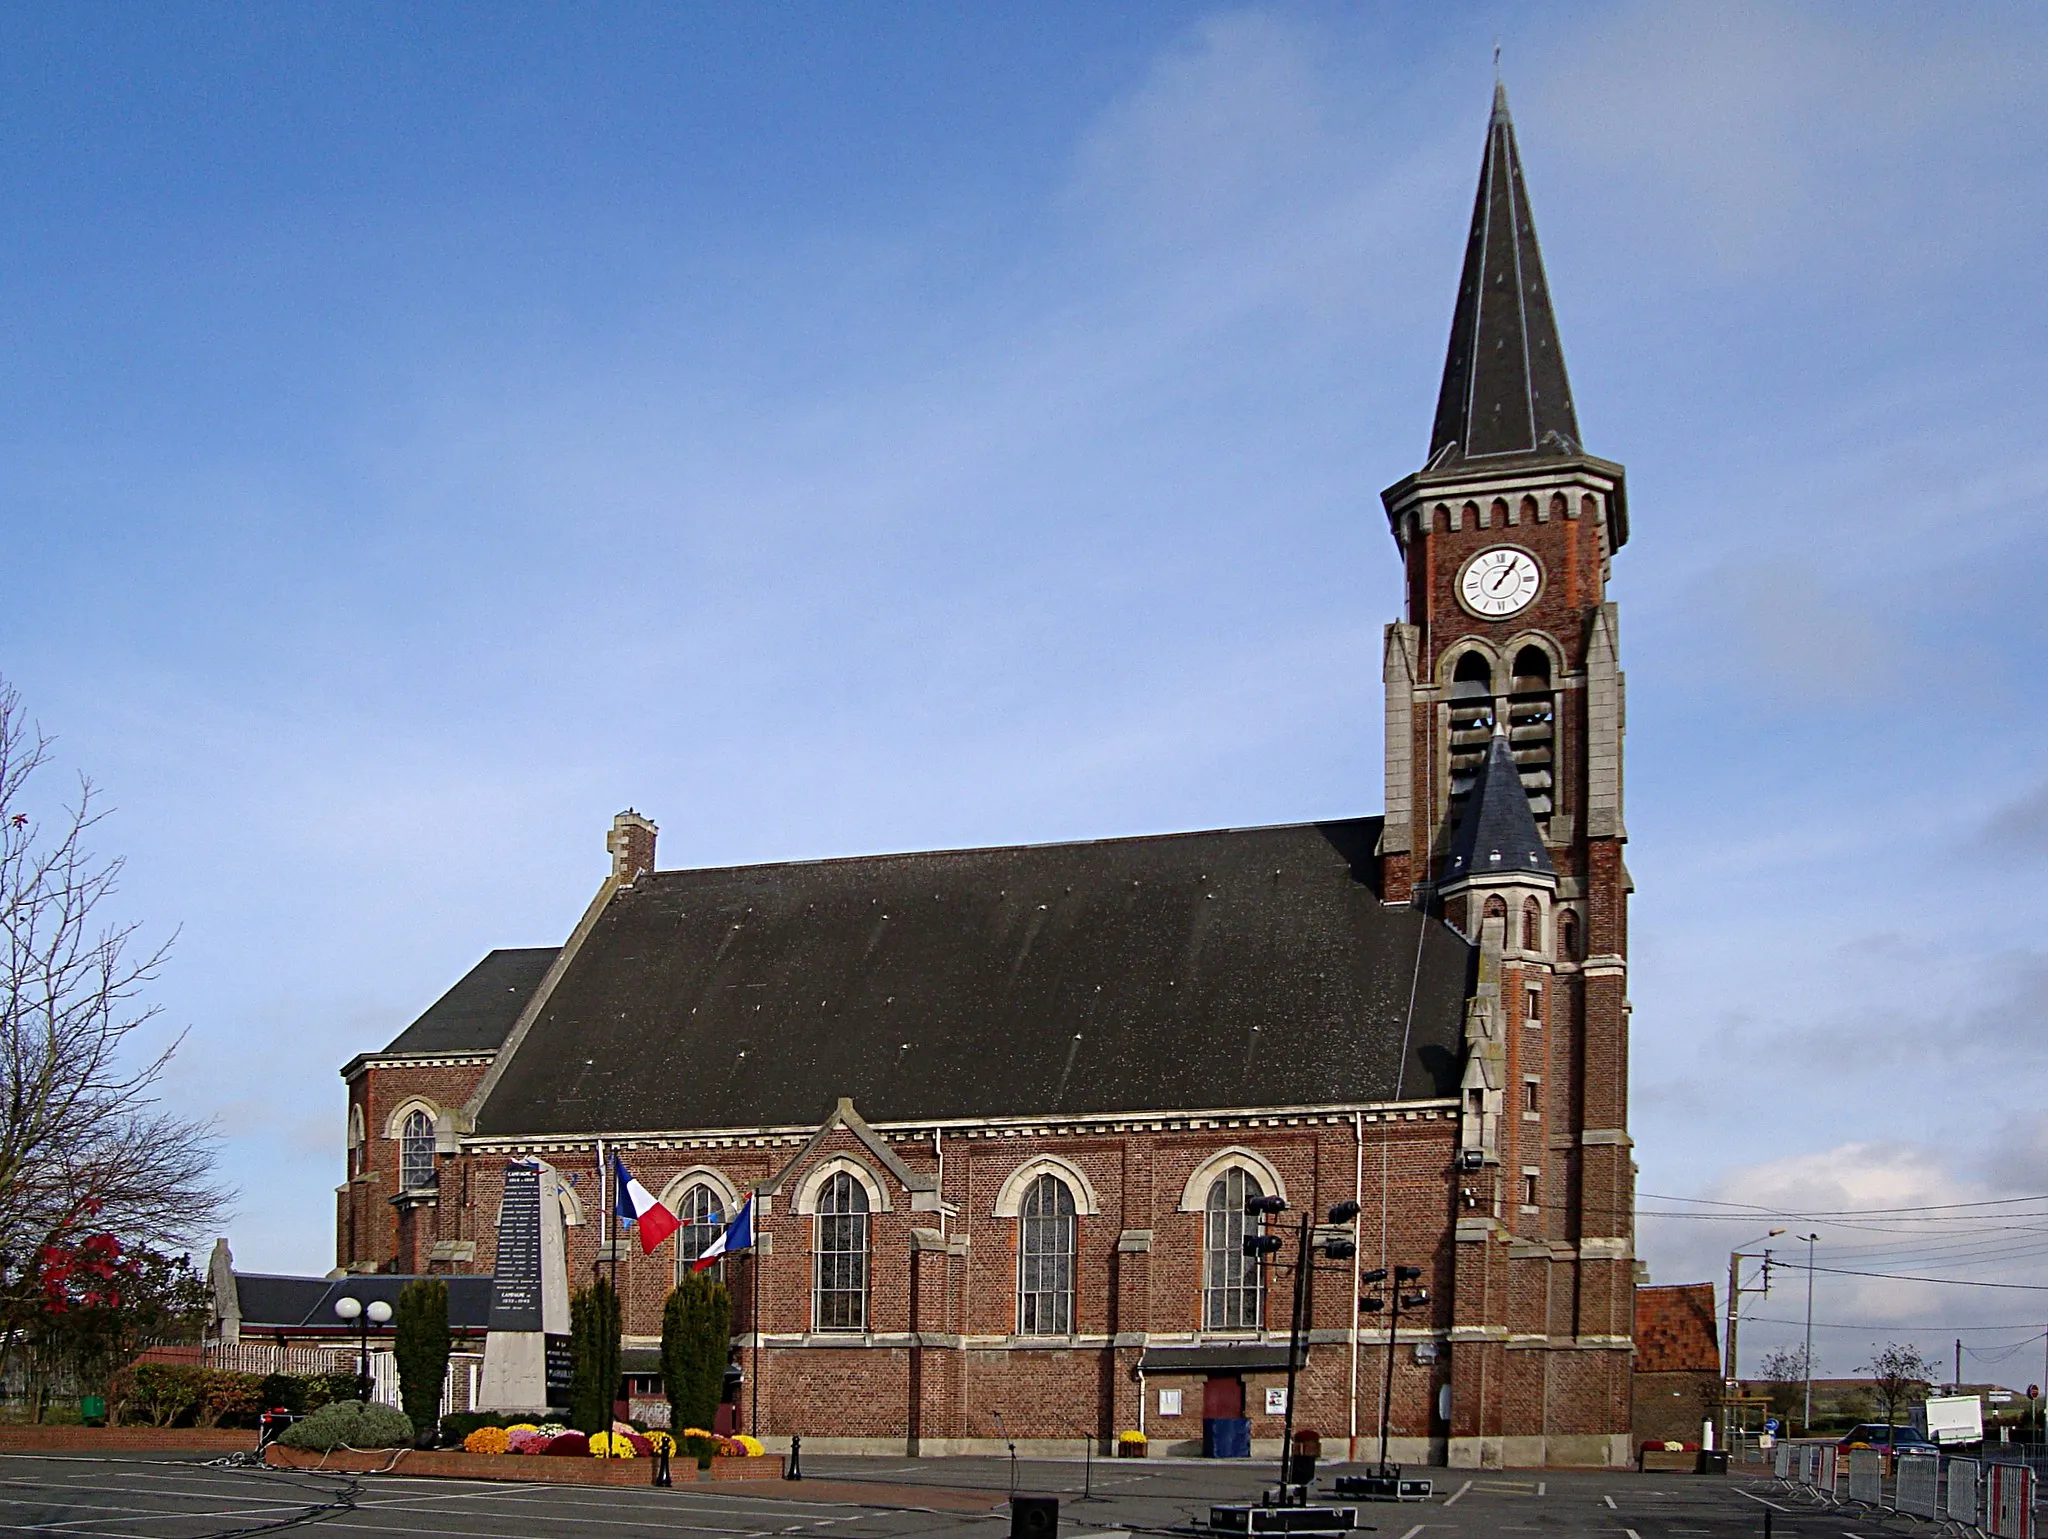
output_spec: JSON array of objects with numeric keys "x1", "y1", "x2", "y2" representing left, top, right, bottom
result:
[{"x1": 1765, "y1": 1418, "x2": 1780, "y2": 1432}]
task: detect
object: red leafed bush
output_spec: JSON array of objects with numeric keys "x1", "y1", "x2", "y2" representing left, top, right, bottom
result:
[
  {"x1": 543, "y1": 1432, "x2": 591, "y2": 1456},
  {"x1": 625, "y1": 1433, "x2": 653, "y2": 1456}
]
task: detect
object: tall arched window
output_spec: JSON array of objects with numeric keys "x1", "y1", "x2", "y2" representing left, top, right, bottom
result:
[
  {"x1": 1559, "y1": 909, "x2": 1580, "y2": 961},
  {"x1": 1018, "y1": 1174, "x2": 1076, "y2": 1335},
  {"x1": 1522, "y1": 897, "x2": 1543, "y2": 952},
  {"x1": 400, "y1": 1110, "x2": 436, "y2": 1191},
  {"x1": 1509, "y1": 645, "x2": 1554, "y2": 827},
  {"x1": 676, "y1": 1184, "x2": 727, "y2": 1280},
  {"x1": 813, "y1": 1172, "x2": 870, "y2": 1332},
  {"x1": 1203, "y1": 1168, "x2": 1263, "y2": 1330},
  {"x1": 1447, "y1": 651, "x2": 1494, "y2": 834},
  {"x1": 348, "y1": 1104, "x2": 365, "y2": 1178}
]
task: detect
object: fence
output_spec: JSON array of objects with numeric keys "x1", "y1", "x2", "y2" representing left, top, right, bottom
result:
[
  {"x1": 1894, "y1": 1453, "x2": 1939, "y2": 1518},
  {"x1": 1847, "y1": 1448, "x2": 1883, "y2": 1505},
  {"x1": 1773, "y1": 1442, "x2": 1791, "y2": 1480}
]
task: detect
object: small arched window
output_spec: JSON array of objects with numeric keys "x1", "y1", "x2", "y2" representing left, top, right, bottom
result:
[
  {"x1": 1018, "y1": 1174, "x2": 1077, "y2": 1335},
  {"x1": 1559, "y1": 909, "x2": 1580, "y2": 960},
  {"x1": 1203, "y1": 1168, "x2": 1263, "y2": 1330},
  {"x1": 1550, "y1": 491, "x2": 1568, "y2": 520},
  {"x1": 676, "y1": 1184, "x2": 727, "y2": 1280},
  {"x1": 1521, "y1": 494, "x2": 1539, "y2": 524},
  {"x1": 1522, "y1": 898, "x2": 1543, "y2": 952},
  {"x1": 814, "y1": 1172, "x2": 870, "y2": 1332},
  {"x1": 1484, "y1": 894, "x2": 1508, "y2": 922},
  {"x1": 400, "y1": 1109, "x2": 436, "y2": 1191}
]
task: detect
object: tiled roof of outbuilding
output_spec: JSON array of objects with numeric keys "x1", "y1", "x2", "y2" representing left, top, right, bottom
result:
[
  {"x1": 472, "y1": 818, "x2": 1473, "y2": 1136},
  {"x1": 1635, "y1": 1282, "x2": 1721, "y2": 1375},
  {"x1": 380, "y1": 947, "x2": 560, "y2": 1056}
]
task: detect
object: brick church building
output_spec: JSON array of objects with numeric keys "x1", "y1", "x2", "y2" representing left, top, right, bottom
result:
[{"x1": 335, "y1": 85, "x2": 1639, "y2": 1468}]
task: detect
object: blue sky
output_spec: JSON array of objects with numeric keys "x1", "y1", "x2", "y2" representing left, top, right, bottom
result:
[{"x1": 3, "y1": 3, "x2": 2046, "y2": 1382}]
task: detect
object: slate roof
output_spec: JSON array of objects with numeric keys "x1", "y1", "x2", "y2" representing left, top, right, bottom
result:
[
  {"x1": 231, "y1": 1272, "x2": 497, "y2": 1333},
  {"x1": 1442, "y1": 728, "x2": 1556, "y2": 884},
  {"x1": 472, "y1": 818, "x2": 1472, "y2": 1137},
  {"x1": 1430, "y1": 83, "x2": 1582, "y2": 470},
  {"x1": 1635, "y1": 1283, "x2": 1720, "y2": 1375},
  {"x1": 380, "y1": 947, "x2": 560, "y2": 1056}
]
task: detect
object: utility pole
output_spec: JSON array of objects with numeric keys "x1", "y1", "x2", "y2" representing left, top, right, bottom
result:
[
  {"x1": 1724, "y1": 1232, "x2": 1785, "y2": 1451},
  {"x1": 1799, "y1": 1233, "x2": 1818, "y2": 1435},
  {"x1": 1957, "y1": 1338, "x2": 1964, "y2": 1393}
]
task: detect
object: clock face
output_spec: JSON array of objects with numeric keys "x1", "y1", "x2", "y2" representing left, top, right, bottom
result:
[{"x1": 1459, "y1": 546, "x2": 1542, "y2": 618}]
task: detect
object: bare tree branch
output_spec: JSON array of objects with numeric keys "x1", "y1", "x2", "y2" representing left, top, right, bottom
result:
[{"x1": 0, "y1": 677, "x2": 231, "y2": 1325}]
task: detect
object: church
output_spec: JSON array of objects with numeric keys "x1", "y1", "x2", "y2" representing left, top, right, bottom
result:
[{"x1": 332, "y1": 85, "x2": 1639, "y2": 1469}]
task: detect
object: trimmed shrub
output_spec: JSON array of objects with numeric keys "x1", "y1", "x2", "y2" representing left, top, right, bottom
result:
[
  {"x1": 587, "y1": 1430, "x2": 635, "y2": 1458},
  {"x1": 568, "y1": 1278, "x2": 622, "y2": 1435},
  {"x1": 542, "y1": 1431, "x2": 590, "y2": 1457},
  {"x1": 196, "y1": 1371, "x2": 266, "y2": 1428},
  {"x1": 126, "y1": 1363, "x2": 207, "y2": 1427},
  {"x1": 306, "y1": 1372, "x2": 366, "y2": 1409},
  {"x1": 393, "y1": 1279, "x2": 450, "y2": 1441},
  {"x1": 506, "y1": 1429, "x2": 549, "y2": 1454},
  {"x1": 277, "y1": 1400, "x2": 415, "y2": 1451},
  {"x1": 661, "y1": 1271, "x2": 731, "y2": 1441}
]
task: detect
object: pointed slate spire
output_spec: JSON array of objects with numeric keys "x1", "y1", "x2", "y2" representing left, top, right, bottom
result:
[
  {"x1": 1428, "y1": 83, "x2": 1582, "y2": 465},
  {"x1": 1441, "y1": 723, "x2": 1556, "y2": 885}
]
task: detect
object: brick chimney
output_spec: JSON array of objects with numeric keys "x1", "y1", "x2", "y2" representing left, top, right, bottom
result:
[{"x1": 606, "y1": 810, "x2": 658, "y2": 885}]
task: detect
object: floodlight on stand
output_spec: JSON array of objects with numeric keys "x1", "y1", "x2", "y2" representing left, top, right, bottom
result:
[
  {"x1": 1242, "y1": 1234, "x2": 1284, "y2": 1258},
  {"x1": 1246, "y1": 1194, "x2": 1289, "y2": 1216},
  {"x1": 1401, "y1": 1292, "x2": 1429, "y2": 1308},
  {"x1": 1327, "y1": 1200, "x2": 1361, "y2": 1225},
  {"x1": 1360, "y1": 1268, "x2": 1389, "y2": 1284},
  {"x1": 1394, "y1": 1265, "x2": 1423, "y2": 1281},
  {"x1": 1322, "y1": 1238, "x2": 1356, "y2": 1260},
  {"x1": 1360, "y1": 1297, "x2": 1385, "y2": 1313}
]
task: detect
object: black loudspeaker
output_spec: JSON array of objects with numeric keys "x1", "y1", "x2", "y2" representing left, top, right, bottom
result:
[{"x1": 1011, "y1": 1495, "x2": 1060, "y2": 1538}]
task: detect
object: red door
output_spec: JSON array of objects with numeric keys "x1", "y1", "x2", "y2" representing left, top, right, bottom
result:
[{"x1": 1203, "y1": 1376, "x2": 1245, "y2": 1419}]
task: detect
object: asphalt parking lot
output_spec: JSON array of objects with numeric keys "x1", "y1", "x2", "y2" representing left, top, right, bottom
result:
[{"x1": 0, "y1": 1451, "x2": 1861, "y2": 1539}]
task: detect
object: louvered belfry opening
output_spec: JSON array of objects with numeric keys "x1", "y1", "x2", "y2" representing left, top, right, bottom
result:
[
  {"x1": 1508, "y1": 645, "x2": 1555, "y2": 829},
  {"x1": 1446, "y1": 651, "x2": 1495, "y2": 835}
]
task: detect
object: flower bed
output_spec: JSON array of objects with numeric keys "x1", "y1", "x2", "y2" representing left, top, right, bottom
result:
[{"x1": 264, "y1": 1444, "x2": 784, "y2": 1483}]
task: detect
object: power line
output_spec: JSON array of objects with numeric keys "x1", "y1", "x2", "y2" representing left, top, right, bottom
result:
[
  {"x1": 1639, "y1": 1190, "x2": 2048, "y2": 1217},
  {"x1": 1747, "y1": 1316, "x2": 2048, "y2": 1334},
  {"x1": 1778, "y1": 1261, "x2": 2048, "y2": 1292}
]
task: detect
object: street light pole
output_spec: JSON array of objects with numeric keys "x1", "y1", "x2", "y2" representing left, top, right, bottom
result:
[{"x1": 334, "y1": 1296, "x2": 393, "y2": 1402}]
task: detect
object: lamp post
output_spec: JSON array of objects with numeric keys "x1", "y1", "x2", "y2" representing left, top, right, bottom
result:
[
  {"x1": 1797, "y1": 1233, "x2": 1819, "y2": 1435},
  {"x1": 1243, "y1": 1195, "x2": 1362, "y2": 1505},
  {"x1": 1360, "y1": 1265, "x2": 1428, "y2": 1476},
  {"x1": 334, "y1": 1296, "x2": 393, "y2": 1402}
]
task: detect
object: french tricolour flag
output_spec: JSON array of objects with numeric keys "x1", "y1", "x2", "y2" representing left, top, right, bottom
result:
[
  {"x1": 612, "y1": 1154, "x2": 680, "y2": 1254},
  {"x1": 692, "y1": 1193, "x2": 755, "y2": 1272}
]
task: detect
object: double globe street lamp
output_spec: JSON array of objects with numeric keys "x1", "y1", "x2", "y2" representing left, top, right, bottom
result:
[{"x1": 333, "y1": 1296, "x2": 393, "y2": 1402}]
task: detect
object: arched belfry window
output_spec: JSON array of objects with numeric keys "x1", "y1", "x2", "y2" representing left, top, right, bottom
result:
[
  {"x1": 400, "y1": 1110, "x2": 436, "y2": 1191},
  {"x1": 1522, "y1": 897, "x2": 1543, "y2": 952},
  {"x1": 1560, "y1": 909, "x2": 1580, "y2": 960},
  {"x1": 1018, "y1": 1174, "x2": 1076, "y2": 1335},
  {"x1": 1509, "y1": 645, "x2": 1555, "y2": 828},
  {"x1": 1203, "y1": 1168, "x2": 1263, "y2": 1330},
  {"x1": 1447, "y1": 652, "x2": 1494, "y2": 834},
  {"x1": 676, "y1": 1184, "x2": 726, "y2": 1281},
  {"x1": 348, "y1": 1104, "x2": 365, "y2": 1178},
  {"x1": 1484, "y1": 894, "x2": 1509, "y2": 923},
  {"x1": 814, "y1": 1171, "x2": 870, "y2": 1332}
]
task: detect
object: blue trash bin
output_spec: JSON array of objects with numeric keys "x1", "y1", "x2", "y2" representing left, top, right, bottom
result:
[{"x1": 1203, "y1": 1417, "x2": 1252, "y2": 1458}]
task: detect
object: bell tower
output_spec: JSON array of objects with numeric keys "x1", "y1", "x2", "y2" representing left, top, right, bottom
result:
[{"x1": 1383, "y1": 83, "x2": 1636, "y2": 1467}]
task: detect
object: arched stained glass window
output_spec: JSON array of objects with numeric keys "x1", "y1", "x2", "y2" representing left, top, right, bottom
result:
[
  {"x1": 814, "y1": 1172, "x2": 869, "y2": 1332},
  {"x1": 1018, "y1": 1174, "x2": 1076, "y2": 1335},
  {"x1": 400, "y1": 1109, "x2": 436, "y2": 1191},
  {"x1": 1203, "y1": 1168, "x2": 1263, "y2": 1330},
  {"x1": 676, "y1": 1184, "x2": 727, "y2": 1281}
]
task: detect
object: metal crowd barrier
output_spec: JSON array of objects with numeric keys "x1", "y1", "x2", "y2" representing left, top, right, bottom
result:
[
  {"x1": 1948, "y1": 1457, "x2": 1982, "y2": 1528},
  {"x1": 1895, "y1": 1453, "x2": 1940, "y2": 1519},
  {"x1": 1848, "y1": 1448, "x2": 1884, "y2": 1506},
  {"x1": 1988, "y1": 1461, "x2": 2036, "y2": 1539}
]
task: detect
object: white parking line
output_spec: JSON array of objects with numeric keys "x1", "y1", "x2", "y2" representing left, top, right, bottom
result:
[
  {"x1": 1625, "y1": 1529, "x2": 1642, "y2": 1539},
  {"x1": 1399, "y1": 1525, "x2": 1425, "y2": 1539},
  {"x1": 1444, "y1": 1480, "x2": 1473, "y2": 1506},
  {"x1": 1604, "y1": 1494, "x2": 1617, "y2": 1508},
  {"x1": 1537, "y1": 1482, "x2": 1546, "y2": 1497}
]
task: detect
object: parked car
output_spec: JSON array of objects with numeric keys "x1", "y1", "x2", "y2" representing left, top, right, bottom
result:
[{"x1": 1837, "y1": 1424, "x2": 1941, "y2": 1454}]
